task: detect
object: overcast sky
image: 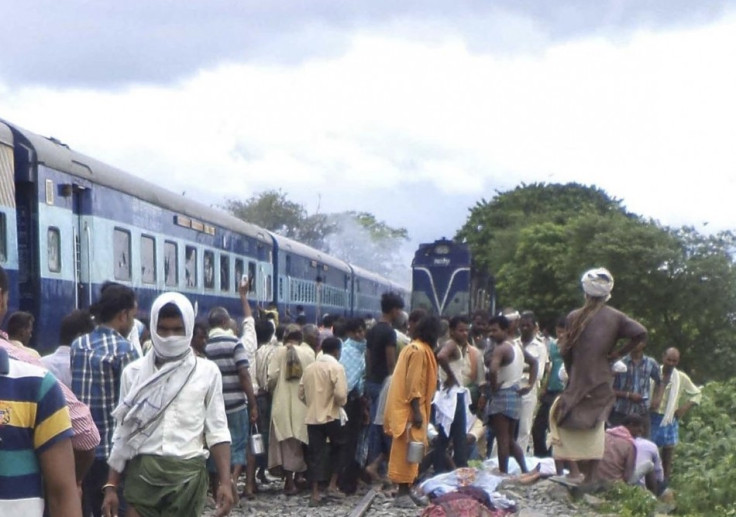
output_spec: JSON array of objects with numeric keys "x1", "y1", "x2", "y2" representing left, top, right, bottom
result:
[{"x1": 3, "y1": 1, "x2": 736, "y2": 263}]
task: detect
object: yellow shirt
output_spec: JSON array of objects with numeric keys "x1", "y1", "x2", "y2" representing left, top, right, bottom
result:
[{"x1": 298, "y1": 355, "x2": 347, "y2": 425}]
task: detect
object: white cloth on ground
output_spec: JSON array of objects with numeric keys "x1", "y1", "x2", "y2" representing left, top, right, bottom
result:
[{"x1": 482, "y1": 456, "x2": 558, "y2": 477}]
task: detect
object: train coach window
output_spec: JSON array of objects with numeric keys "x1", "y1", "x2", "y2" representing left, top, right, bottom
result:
[
  {"x1": 0, "y1": 213, "x2": 6, "y2": 263},
  {"x1": 141, "y1": 235, "x2": 156, "y2": 284},
  {"x1": 204, "y1": 250, "x2": 215, "y2": 289},
  {"x1": 220, "y1": 255, "x2": 230, "y2": 292},
  {"x1": 164, "y1": 241, "x2": 178, "y2": 287},
  {"x1": 234, "y1": 258, "x2": 244, "y2": 291},
  {"x1": 248, "y1": 262, "x2": 256, "y2": 292},
  {"x1": 113, "y1": 228, "x2": 131, "y2": 281},
  {"x1": 185, "y1": 246, "x2": 197, "y2": 287},
  {"x1": 47, "y1": 227, "x2": 61, "y2": 272}
]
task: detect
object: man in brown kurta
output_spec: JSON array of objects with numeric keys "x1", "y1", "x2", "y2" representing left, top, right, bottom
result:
[{"x1": 552, "y1": 267, "x2": 646, "y2": 487}]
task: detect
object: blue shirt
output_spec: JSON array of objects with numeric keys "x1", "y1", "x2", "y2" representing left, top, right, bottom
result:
[
  {"x1": 71, "y1": 326, "x2": 138, "y2": 459},
  {"x1": 547, "y1": 339, "x2": 565, "y2": 393},
  {"x1": 613, "y1": 354, "x2": 661, "y2": 415},
  {"x1": 340, "y1": 338, "x2": 366, "y2": 394}
]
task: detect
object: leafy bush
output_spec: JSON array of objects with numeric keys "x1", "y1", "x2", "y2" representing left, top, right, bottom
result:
[
  {"x1": 672, "y1": 378, "x2": 736, "y2": 515},
  {"x1": 599, "y1": 481, "x2": 657, "y2": 516}
]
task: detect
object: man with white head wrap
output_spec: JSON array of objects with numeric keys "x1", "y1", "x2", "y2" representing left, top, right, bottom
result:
[
  {"x1": 549, "y1": 267, "x2": 647, "y2": 490},
  {"x1": 102, "y1": 292, "x2": 233, "y2": 517}
]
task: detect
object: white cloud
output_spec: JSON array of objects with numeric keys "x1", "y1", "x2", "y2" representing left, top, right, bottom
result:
[{"x1": 4, "y1": 15, "x2": 736, "y2": 241}]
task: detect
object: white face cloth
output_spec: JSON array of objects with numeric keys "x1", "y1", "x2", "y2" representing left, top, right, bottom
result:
[
  {"x1": 150, "y1": 292, "x2": 195, "y2": 359},
  {"x1": 108, "y1": 292, "x2": 198, "y2": 472},
  {"x1": 581, "y1": 267, "x2": 614, "y2": 300}
]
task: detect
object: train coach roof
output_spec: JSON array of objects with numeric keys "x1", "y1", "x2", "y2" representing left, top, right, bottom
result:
[
  {"x1": 348, "y1": 263, "x2": 396, "y2": 288},
  {"x1": 388, "y1": 280, "x2": 410, "y2": 294},
  {"x1": 4, "y1": 119, "x2": 272, "y2": 246},
  {"x1": 269, "y1": 231, "x2": 351, "y2": 273},
  {"x1": 412, "y1": 239, "x2": 470, "y2": 266}
]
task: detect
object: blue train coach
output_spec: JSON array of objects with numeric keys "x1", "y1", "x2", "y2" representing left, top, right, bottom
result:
[
  {"x1": 2, "y1": 118, "x2": 274, "y2": 351},
  {"x1": 0, "y1": 117, "x2": 408, "y2": 352},
  {"x1": 270, "y1": 232, "x2": 352, "y2": 322}
]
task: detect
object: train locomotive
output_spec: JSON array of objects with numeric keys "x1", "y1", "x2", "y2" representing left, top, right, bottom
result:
[
  {"x1": 0, "y1": 118, "x2": 406, "y2": 352},
  {"x1": 411, "y1": 238, "x2": 495, "y2": 318}
]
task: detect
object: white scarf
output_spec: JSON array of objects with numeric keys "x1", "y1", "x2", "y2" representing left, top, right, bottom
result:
[
  {"x1": 318, "y1": 353, "x2": 349, "y2": 426},
  {"x1": 108, "y1": 293, "x2": 197, "y2": 472},
  {"x1": 661, "y1": 367, "x2": 681, "y2": 426}
]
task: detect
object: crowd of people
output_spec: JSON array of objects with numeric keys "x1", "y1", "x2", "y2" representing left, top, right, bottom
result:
[{"x1": 0, "y1": 264, "x2": 703, "y2": 516}]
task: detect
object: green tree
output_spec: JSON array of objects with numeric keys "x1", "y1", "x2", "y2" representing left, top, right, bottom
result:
[
  {"x1": 457, "y1": 182, "x2": 736, "y2": 381},
  {"x1": 457, "y1": 182, "x2": 628, "y2": 272},
  {"x1": 224, "y1": 190, "x2": 305, "y2": 239}
]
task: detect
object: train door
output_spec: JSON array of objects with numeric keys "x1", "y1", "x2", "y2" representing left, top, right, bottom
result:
[
  {"x1": 70, "y1": 184, "x2": 93, "y2": 309},
  {"x1": 38, "y1": 181, "x2": 94, "y2": 311},
  {"x1": 40, "y1": 181, "x2": 93, "y2": 311},
  {"x1": 0, "y1": 126, "x2": 20, "y2": 321}
]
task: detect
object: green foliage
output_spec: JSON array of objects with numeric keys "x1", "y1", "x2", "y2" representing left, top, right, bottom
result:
[
  {"x1": 456, "y1": 182, "x2": 736, "y2": 382},
  {"x1": 225, "y1": 190, "x2": 307, "y2": 239},
  {"x1": 598, "y1": 482, "x2": 657, "y2": 516},
  {"x1": 456, "y1": 182, "x2": 628, "y2": 273},
  {"x1": 673, "y1": 379, "x2": 736, "y2": 515}
]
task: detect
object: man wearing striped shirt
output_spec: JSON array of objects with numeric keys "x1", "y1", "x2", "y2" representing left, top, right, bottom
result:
[
  {"x1": 71, "y1": 282, "x2": 139, "y2": 517},
  {"x1": 0, "y1": 264, "x2": 100, "y2": 501},
  {"x1": 206, "y1": 279, "x2": 258, "y2": 500},
  {"x1": 0, "y1": 346, "x2": 81, "y2": 516}
]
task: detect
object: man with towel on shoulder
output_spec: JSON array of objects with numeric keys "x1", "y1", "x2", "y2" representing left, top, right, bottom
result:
[
  {"x1": 550, "y1": 268, "x2": 647, "y2": 490},
  {"x1": 102, "y1": 292, "x2": 233, "y2": 517},
  {"x1": 649, "y1": 347, "x2": 701, "y2": 483}
]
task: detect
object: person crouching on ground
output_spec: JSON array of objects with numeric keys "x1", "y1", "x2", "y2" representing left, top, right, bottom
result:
[{"x1": 102, "y1": 292, "x2": 233, "y2": 517}]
